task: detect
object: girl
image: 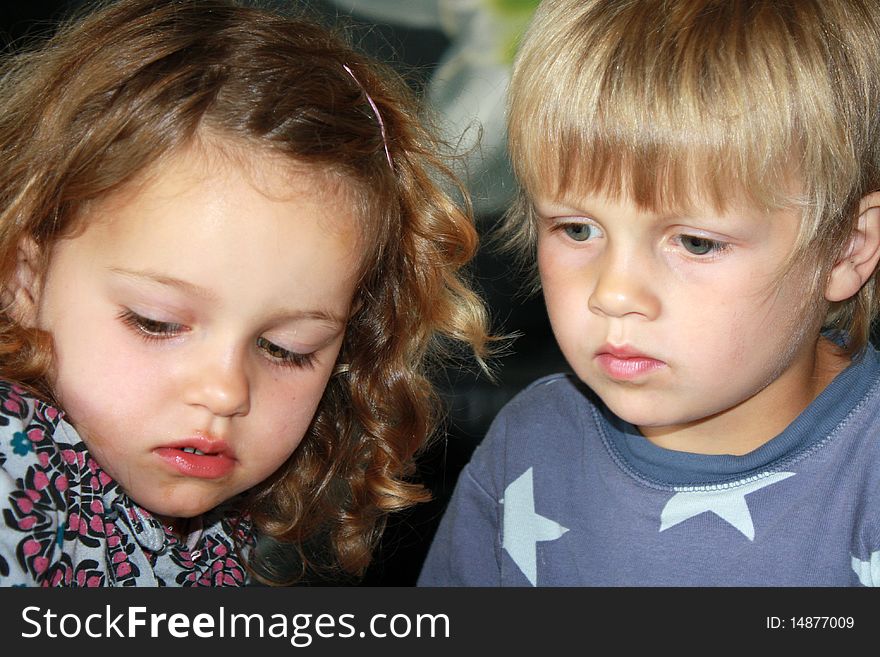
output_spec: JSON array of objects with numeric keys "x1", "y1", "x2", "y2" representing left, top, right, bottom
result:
[{"x1": 0, "y1": 0, "x2": 489, "y2": 586}]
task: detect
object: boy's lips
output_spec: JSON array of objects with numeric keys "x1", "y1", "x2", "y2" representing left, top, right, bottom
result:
[
  {"x1": 154, "y1": 435, "x2": 236, "y2": 479},
  {"x1": 594, "y1": 343, "x2": 666, "y2": 380}
]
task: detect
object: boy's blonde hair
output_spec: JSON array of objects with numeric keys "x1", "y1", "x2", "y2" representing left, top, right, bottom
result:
[
  {"x1": 506, "y1": 0, "x2": 880, "y2": 353},
  {"x1": 0, "y1": 0, "x2": 489, "y2": 583}
]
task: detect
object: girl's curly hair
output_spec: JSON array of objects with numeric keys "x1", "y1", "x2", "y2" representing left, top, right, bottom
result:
[{"x1": 0, "y1": 0, "x2": 490, "y2": 583}]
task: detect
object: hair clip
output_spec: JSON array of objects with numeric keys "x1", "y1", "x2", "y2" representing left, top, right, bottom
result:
[{"x1": 342, "y1": 63, "x2": 393, "y2": 168}]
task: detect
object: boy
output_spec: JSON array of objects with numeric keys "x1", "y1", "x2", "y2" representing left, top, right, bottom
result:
[{"x1": 419, "y1": 0, "x2": 880, "y2": 585}]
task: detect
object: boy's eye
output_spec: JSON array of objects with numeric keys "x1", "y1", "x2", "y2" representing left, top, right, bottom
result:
[
  {"x1": 256, "y1": 336, "x2": 316, "y2": 369},
  {"x1": 680, "y1": 235, "x2": 726, "y2": 256},
  {"x1": 561, "y1": 223, "x2": 597, "y2": 242}
]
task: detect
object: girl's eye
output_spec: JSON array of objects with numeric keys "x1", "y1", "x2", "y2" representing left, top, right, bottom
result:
[
  {"x1": 680, "y1": 235, "x2": 728, "y2": 256},
  {"x1": 119, "y1": 309, "x2": 183, "y2": 339},
  {"x1": 256, "y1": 336, "x2": 316, "y2": 369},
  {"x1": 560, "y1": 223, "x2": 597, "y2": 242}
]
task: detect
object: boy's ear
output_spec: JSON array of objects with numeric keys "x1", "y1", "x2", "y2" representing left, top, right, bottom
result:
[
  {"x1": 825, "y1": 192, "x2": 880, "y2": 303},
  {"x1": 2, "y1": 236, "x2": 43, "y2": 327}
]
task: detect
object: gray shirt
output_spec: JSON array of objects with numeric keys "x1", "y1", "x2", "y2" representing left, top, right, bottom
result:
[{"x1": 419, "y1": 347, "x2": 880, "y2": 586}]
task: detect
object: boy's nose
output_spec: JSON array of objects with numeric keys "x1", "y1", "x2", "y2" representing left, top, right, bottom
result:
[
  {"x1": 588, "y1": 252, "x2": 660, "y2": 320},
  {"x1": 183, "y1": 344, "x2": 251, "y2": 418}
]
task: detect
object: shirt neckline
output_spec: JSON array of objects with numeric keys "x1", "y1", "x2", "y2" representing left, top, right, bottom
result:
[{"x1": 595, "y1": 344, "x2": 880, "y2": 486}]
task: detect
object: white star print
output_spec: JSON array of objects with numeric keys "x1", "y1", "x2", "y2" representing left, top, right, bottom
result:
[
  {"x1": 852, "y1": 551, "x2": 880, "y2": 586},
  {"x1": 659, "y1": 472, "x2": 796, "y2": 540},
  {"x1": 500, "y1": 467, "x2": 569, "y2": 586}
]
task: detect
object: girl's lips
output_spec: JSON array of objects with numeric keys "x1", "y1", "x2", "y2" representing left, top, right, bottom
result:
[
  {"x1": 595, "y1": 345, "x2": 666, "y2": 381},
  {"x1": 154, "y1": 436, "x2": 235, "y2": 479}
]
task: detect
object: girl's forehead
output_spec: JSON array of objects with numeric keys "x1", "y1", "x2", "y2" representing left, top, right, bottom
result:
[
  {"x1": 60, "y1": 143, "x2": 364, "y2": 291},
  {"x1": 89, "y1": 138, "x2": 358, "y2": 221},
  {"x1": 69, "y1": 144, "x2": 348, "y2": 251},
  {"x1": 85, "y1": 140, "x2": 373, "y2": 279}
]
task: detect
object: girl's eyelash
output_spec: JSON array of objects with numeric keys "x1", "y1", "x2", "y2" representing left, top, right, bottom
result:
[
  {"x1": 256, "y1": 336, "x2": 317, "y2": 370},
  {"x1": 118, "y1": 309, "x2": 184, "y2": 340},
  {"x1": 119, "y1": 309, "x2": 318, "y2": 369}
]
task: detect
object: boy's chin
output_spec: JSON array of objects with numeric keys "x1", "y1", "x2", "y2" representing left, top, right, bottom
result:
[
  {"x1": 604, "y1": 398, "x2": 709, "y2": 437},
  {"x1": 585, "y1": 381, "x2": 677, "y2": 427}
]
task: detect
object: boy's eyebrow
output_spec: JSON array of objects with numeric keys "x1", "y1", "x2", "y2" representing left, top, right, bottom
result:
[
  {"x1": 532, "y1": 198, "x2": 595, "y2": 217},
  {"x1": 107, "y1": 267, "x2": 346, "y2": 324},
  {"x1": 533, "y1": 197, "x2": 743, "y2": 225}
]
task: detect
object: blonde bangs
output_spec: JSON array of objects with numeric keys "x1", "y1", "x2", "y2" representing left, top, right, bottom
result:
[{"x1": 509, "y1": 0, "x2": 868, "y2": 238}]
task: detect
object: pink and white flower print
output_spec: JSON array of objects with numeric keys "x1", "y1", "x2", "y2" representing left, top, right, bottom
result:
[{"x1": 0, "y1": 381, "x2": 252, "y2": 587}]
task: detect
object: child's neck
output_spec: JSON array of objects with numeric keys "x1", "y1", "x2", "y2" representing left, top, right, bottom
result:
[
  {"x1": 155, "y1": 514, "x2": 191, "y2": 540},
  {"x1": 638, "y1": 336, "x2": 850, "y2": 456}
]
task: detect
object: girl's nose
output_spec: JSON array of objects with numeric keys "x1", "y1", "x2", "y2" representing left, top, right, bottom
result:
[{"x1": 183, "y1": 344, "x2": 251, "y2": 418}]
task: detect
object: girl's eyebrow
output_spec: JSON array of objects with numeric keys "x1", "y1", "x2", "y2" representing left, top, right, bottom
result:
[
  {"x1": 107, "y1": 267, "x2": 346, "y2": 325},
  {"x1": 109, "y1": 266, "x2": 218, "y2": 300}
]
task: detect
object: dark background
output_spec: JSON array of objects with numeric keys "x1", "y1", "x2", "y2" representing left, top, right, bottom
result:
[{"x1": 0, "y1": 0, "x2": 566, "y2": 586}]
